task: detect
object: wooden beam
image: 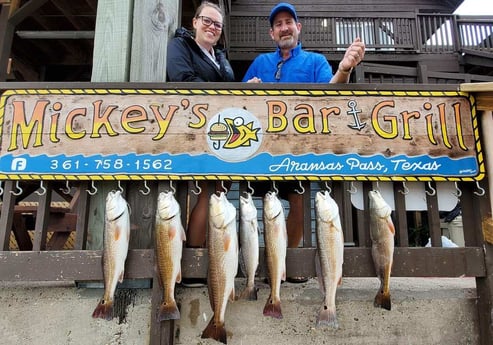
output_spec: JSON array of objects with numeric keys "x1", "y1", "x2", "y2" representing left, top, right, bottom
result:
[
  {"x1": 0, "y1": 247, "x2": 486, "y2": 281},
  {"x1": 129, "y1": 0, "x2": 178, "y2": 82},
  {"x1": 91, "y1": 0, "x2": 133, "y2": 82}
]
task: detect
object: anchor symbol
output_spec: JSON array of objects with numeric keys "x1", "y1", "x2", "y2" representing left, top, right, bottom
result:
[{"x1": 347, "y1": 100, "x2": 366, "y2": 131}]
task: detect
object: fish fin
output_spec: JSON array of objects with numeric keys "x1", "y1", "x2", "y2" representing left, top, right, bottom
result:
[
  {"x1": 229, "y1": 286, "x2": 235, "y2": 302},
  {"x1": 118, "y1": 270, "x2": 124, "y2": 283},
  {"x1": 201, "y1": 317, "x2": 227, "y2": 344},
  {"x1": 374, "y1": 290, "x2": 392, "y2": 311},
  {"x1": 157, "y1": 300, "x2": 180, "y2": 321},
  {"x1": 387, "y1": 218, "x2": 396, "y2": 235},
  {"x1": 223, "y1": 233, "x2": 231, "y2": 252},
  {"x1": 338, "y1": 276, "x2": 342, "y2": 286},
  {"x1": 176, "y1": 269, "x2": 182, "y2": 284},
  {"x1": 168, "y1": 226, "x2": 176, "y2": 240},
  {"x1": 281, "y1": 268, "x2": 286, "y2": 282},
  {"x1": 240, "y1": 286, "x2": 258, "y2": 301},
  {"x1": 263, "y1": 295, "x2": 283, "y2": 319},
  {"x1": 92, "y1": 299, "x2": 114, "y2": 321},
  {"x1": 180, "y1": 227, "x2": 187, "y2": 242},
  {"x1": 316, "y1": 305, "x2": 338, "y2": 329}
]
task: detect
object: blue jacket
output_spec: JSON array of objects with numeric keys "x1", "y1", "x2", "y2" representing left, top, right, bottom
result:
[{"x1": 242, "y1": 43, "x2": 332, "y2": 83}]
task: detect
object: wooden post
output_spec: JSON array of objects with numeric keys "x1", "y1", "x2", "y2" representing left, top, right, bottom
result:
[
  {"x1": 91, "y1": 0, "x2": 133, "y2": 81},
  {"x1": 130, "y1": 0, "x2": 178, "y2": 82},
  {"x1": 477, "y1": 110, "x2": 493, "y2": 345}
]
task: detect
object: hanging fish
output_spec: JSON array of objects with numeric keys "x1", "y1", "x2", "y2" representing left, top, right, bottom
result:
[
  {"x1": 201, "y1": 192, "x2": 238, "y2": 344},
  {"x1": 239, "y1": 192, "x2": 260, "y2": 300},
  {"x1": 368, "y1": 190, "x2": 395, "y2": 311},
  {"x1": 92, "y1": 190, "x2": 131, "y2": 320},
  {"x1": 155, "y1": 191, "x2": 186, "y2": 321},
  {"x1": 315, "y1": 190, "x2": 344, "y2": 328},
  {"x1": 262, "y1": 191, "x2": 287, "y2": 319}
]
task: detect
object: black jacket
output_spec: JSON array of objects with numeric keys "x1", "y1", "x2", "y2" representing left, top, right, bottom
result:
[{"x1": 166, "y1": 28, "x2": 235, "y2": 82}]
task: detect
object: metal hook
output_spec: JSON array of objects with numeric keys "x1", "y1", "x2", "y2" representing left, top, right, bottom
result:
[
  {"x1": 139, "y1": 180, "x2": 151, "y2": 196},
  {"x1": 323, "y1": 181, "x2": 332, "y2": 194},
  {"x1": 272, "y1": 181, "x2": 279, "y2": 194},
  {"x1": 61, "y1": 180, "x2": 71, "y2": 194},
  {"x1": 34, "y1": 180, "x2": 47, "y2": 196},
  {"x1": 399, "y1": 181, "x2": 409, "y2": 195},
  {"x1": 117, "y1": 181, "x2": 124, "y2": 193},
  {"x1": 170, "y1": 180, "x2": 176, "y2": 194},
  {"x1": 425, "y1": 181, "x2": 436, "y2": 196},
  {"x1": 11, "y1": 181, "x2": 23, "y2": 196},
  {"x1": 474, "y1": 181, "x2": 485, "y2": 196},
  {"x1": 347, "y1": 181, "x2": 357, "y2": 194},
  {"x1": 220, "y1": 180, "x2": 228, "y2": 193},
  {"x1": 87, "y1": 181, "x2": 97, "y2": 195},
  {"x1": 453, "y1": 182, "x2": 462, "y2": 198},
  {"x1": 294, "y1": 180, "x2": 305, "y2": 194},
  {"x1": 191, "y1": 180, "x2": 202, "y2": 195},
  {"x1": 247, "y1": 181, "x2": 254, "y2": 195},
  {"x1": 0, "y1": 181, "x2": 3, "y2": 196}
]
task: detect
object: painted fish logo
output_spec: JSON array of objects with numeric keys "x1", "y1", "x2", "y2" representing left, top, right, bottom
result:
[
  {"x1": 222, "y1": 117, "x2": 259, "y2": 149},
  {"x1": 207, "y1": 108, "x2": 263, "y2": 162}
]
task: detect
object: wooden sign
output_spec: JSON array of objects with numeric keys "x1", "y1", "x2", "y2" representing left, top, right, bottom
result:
[{"x1": 0, "y1": 88, "x2": 484, "y2": 181}]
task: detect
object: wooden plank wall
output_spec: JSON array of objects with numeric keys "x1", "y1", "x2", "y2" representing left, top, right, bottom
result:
[{"x1": 229, "y1": 0, "x2": 460, "y2": 15}]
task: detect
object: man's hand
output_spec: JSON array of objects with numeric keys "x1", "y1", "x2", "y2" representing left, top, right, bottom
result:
[{"x1": 339, "y1": 37, "x2": 366, "y2": 73}]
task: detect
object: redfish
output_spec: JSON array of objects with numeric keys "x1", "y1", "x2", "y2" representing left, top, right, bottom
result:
[
  {"x1": 201, "y1": 192, "x2": 238, "y2": 344},
  {"x1": 239, "y1": 192, "x2": 259, "y2": 300},
  {"x1": 262, "y1": 191, "x2": 287, "y2": 319},
  {"x1": 155, "y1": 191, "x2": 186, "y2": 321},
  {"x1": 315, "y1": 190, "x2": 344, "y2": 328},
  {"x1": 92, "y1": 190, "x2": 131, "y2": 320},
  {"x1": 369, "y1": 190, "x2": 395, "y2": 311}
]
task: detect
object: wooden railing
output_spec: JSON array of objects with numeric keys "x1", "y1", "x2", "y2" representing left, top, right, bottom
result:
[{"x1": 228, "y1": 13, "x2": 493, "y2": 56}]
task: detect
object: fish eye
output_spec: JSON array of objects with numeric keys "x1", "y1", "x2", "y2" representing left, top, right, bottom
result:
[{"x1": 233, "y1": 117, "x2": 243, "y2": 126}]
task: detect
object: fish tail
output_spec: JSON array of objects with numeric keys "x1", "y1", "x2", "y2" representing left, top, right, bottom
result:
[
  {"x1": 316, "y1": 305, "x2": 338, "y2": 329},
  {"x1": 240, "y1": 285, "x2": 258, "y2": 301},
  {"x1": 263, "y1": 295, "x2": 283, "y2": 319},
  {"x1": 92, "y1": 299, "x2": 114, "y2": 320},
  {"x1": 157, "y1": 300, "x2": 180, "y2": 321},
  {"x1": 374, "y1": 289, "x2": 391, "y2": 311},
  {"x1": 201, "y1": 317, "x2": 227, "y2": 344}
]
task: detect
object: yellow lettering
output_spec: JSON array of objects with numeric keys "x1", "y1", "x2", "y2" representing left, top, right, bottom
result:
[
  {"x1": 319, "y1": 107, "x2": 340, "y2": 134},
  {"x1": 371, "y1": 100, "x2": 398, "y2": 139},
  {"x1": 293, "y1": 104, "x2": 316, "y2": 133},
  {"x1": 400, "y1": 111, "x2": 420, "y2": 140},
  {"x1": 8, "y1": 100, "x2": 47, "y2": 151},
  {"x1": 121, "y1": 105, "x2": 147, "y2": 134},
  {"x1": 266, "y1": 100, "x2": 287, "y2": 132},
  {"x1": 151, "y1": 104, "x2": 179, "y2": 140},
  {"x1": 91, "y1": 100, "x2": 118, "y2": 138},
  {"x1": 188, "y1": 104, "x2": 207, "y2": 129},
  {"x1": 438, "y1": 103, "x2": 452, "y2": 149},
  {"x1": 66, "y1": 108, "x2": 87, "y2": 140}
]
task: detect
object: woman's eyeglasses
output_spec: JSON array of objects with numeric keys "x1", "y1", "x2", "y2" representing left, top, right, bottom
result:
[{"x1": 197, "y1": 16, "x2": 223, "y2": 30}]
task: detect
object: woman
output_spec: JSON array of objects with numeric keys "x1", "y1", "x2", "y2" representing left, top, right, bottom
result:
[
  {"x1": 167, "y1": 1, "x2": 235, "y2": 82},
  {"x1": 166, "y1": 2, "x2": 234, "y2": 287}
]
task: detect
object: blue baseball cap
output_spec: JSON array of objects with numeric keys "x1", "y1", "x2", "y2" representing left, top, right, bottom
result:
[{"x1": 269, "y1": 2, "x2": 298, "y2": 26}]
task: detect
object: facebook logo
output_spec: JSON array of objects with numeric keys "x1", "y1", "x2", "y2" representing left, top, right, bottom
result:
[{"x1": 11, "y1": 158, "x2": 27, "y2": 171}]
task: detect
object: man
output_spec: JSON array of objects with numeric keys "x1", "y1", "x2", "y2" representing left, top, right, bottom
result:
[{"x1": 243, "y1": 2, "x2": 365, "y2": 282}]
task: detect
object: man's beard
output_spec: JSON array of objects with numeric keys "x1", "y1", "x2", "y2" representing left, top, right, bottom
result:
[{"x1": 277, "y1": 35, "x2": 296, "y2": 49}]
